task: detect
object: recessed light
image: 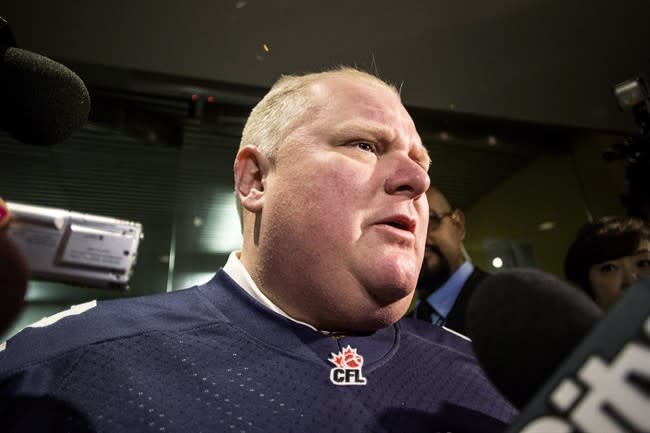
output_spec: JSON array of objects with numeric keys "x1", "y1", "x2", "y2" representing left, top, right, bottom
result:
[{"x1": 538, "y1": 221, "x2": 555, "y2": 231}]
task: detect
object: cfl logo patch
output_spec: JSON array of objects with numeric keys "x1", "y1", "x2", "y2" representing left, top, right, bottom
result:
[{"x1": 328, "y1": 345, "x2": 367, "y2": 386}]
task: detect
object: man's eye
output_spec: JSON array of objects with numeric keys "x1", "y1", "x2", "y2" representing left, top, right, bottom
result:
[{"x1": 354, "y1": 142, "x2": 377, "y2": 153}]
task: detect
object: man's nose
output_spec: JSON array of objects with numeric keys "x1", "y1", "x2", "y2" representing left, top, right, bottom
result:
[{"x1": 383, "y1": 154, "x2": 430, "y2": 198}]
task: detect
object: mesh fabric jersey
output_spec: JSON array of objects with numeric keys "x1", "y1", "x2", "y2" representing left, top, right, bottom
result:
[{"x1": 0, "y1": 270, "x2": 516, "y2": 432}]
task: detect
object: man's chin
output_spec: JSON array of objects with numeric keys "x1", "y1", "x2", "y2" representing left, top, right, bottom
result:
[
  {"x1": 417, "y1": 269, "x2": 451, "y2": 291},
  {"x1": 363, "y1": 255, "x2": 418, "y2": 295},
  {"x1": 365, "y1": 274, "x2": 416, "y2": 303},
  {"x1": 422, "y1": 254, "x2": 445, "y2": 273}
]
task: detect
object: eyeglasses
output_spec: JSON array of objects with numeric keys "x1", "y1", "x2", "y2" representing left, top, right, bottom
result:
[{"x1": 428, "y1": 210, "x2": 456, "y2": 230}]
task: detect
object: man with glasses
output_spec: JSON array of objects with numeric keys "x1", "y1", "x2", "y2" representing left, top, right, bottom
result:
[{"x1": 413, "y1": 187, "x2": 488, "y2": 335}]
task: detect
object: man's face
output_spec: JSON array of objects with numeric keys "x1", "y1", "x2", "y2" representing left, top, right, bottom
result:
[
  {"x1": 255, "y1": 76, "x2": 430, "y2": 332},
  {"x1": 418, "y1": 190, "x2": 466, "y2": 292}
]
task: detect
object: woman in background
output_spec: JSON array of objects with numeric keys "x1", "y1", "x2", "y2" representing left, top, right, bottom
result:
[{"x1": 564, "y1": 215, "x2": 650, "y2": 310}]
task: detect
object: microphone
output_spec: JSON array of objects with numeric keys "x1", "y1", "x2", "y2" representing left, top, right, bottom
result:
[
  {"x1": 467, "y1": 269, "x2": 650, "y2": 433},
  {"x1": 466, "y1": 269, "x2": 603, "y2": 409},
  {"x1": 0, "y1": 17, "x2": 90, "y2": 145}
]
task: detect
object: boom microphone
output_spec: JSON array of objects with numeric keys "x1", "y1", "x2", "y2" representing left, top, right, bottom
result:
[
  {"x1": 467, "y1": 268, "x2": 650, "y2": 433},
  {"x1": 0, "y1": 17, "x2": 90, "y2": 145}
]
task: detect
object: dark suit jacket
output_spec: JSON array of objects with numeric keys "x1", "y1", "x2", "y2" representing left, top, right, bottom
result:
[{"x1": 444, "y1": 266, "x2": 489, "y2": 335}]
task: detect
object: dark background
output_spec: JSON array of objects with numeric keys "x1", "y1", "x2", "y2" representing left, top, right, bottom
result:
[{"x1": 4, "y1": 0, "x2": 650, "y2": 131}]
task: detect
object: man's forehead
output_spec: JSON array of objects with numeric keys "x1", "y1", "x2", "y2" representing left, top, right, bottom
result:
[
  {"x1": 302, "y1": 74, "x2": 429, "y2": 166},
  {"x1": 316, "y1": 77, "x2": 422, "y2": 130},
  {"x1": 312, "y1": 74, "x2": 400, "y2": 106}
]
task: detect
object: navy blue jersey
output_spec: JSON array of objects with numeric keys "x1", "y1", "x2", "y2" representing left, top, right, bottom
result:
[{"x1": 0, "y1": 270, "x2": 516, "y2": 432}]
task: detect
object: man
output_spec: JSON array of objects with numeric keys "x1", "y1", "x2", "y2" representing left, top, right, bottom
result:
[
  {"x1": 0, "y1": 68, "x2": 515, "y2": 432},
  {"x1": 413, "y1": 187, "x2": 488, "y2": 335}
]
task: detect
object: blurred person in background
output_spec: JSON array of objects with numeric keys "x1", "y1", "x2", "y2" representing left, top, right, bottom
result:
[
  {"x1": 412, "y1": 187, "x2": 488, "y2": 335},
  {"x1": 564, "y1": 215, "x2": 650, "y2": 310}
]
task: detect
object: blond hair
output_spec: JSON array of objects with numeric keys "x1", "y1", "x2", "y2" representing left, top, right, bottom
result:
[{"x1": 239, "y1": 67, "x2": 398, "y2": 162}]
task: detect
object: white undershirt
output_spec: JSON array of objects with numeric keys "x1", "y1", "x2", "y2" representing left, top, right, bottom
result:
[{"x1": 223, "y1": 251, "x2": 319, "y2": 332}]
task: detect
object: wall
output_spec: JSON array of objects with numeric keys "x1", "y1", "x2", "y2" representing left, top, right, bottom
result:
[{"x1": 464, "y1": 131, "x2": 627, "y2": 278}]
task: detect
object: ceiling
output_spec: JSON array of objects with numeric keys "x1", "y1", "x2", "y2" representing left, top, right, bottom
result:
[{"x1": 3, "y1": 0, "x2": 649, "y2": 132}]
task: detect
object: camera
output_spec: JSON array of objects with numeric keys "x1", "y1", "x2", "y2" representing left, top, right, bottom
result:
[
  {"x1": 604, "y1": 75, "x2": 650, "y2": 220},
  {"x1": 5, "y1": 202, "x2": 143, "y2": 290}
]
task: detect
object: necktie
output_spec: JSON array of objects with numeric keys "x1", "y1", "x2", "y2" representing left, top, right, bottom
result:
[{"x1": 414, "y1": 300, "x2": 445, "y2": 326}]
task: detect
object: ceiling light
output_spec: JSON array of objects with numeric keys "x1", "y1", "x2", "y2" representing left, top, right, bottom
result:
[{"x1": 538, "y1": 221, "x2": 555, "y2": 231}]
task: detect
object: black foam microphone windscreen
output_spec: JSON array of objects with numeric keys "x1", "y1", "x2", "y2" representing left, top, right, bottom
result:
[
  {"x1": 466, "y1": 268, "x2": 603, "y2": 409},
  {"x1": 0, "y1": 45, "x2": 90, "y2": 145}
]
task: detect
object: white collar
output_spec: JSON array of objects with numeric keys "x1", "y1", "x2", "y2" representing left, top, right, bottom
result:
[{"x1": 223, "y1": 251, "x2": 319, "y2": 332}]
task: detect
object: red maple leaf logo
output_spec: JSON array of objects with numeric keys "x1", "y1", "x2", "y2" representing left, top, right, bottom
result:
[{"x1": 328, "y1": 345, "x2": 364, "y2": 369}]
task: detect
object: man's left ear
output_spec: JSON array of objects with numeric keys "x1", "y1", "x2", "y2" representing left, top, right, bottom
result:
[
  {"x1": 234, "y1": 145, "x2": 271, "y2": 213},
  {"x1": 453, "y1": 209, "x2": 466, "y2": 241}
]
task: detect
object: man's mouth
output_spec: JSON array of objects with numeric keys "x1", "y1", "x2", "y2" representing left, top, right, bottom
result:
[{"x1": 378, "y1": 215, "x2": 416, "y2": 233}]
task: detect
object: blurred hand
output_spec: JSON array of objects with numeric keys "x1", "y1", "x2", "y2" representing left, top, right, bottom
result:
[
  {"x1": 0, "y1": 197, "x2": 9, "y2": 230},
  {"x1": 0, "y1": 198, "x2": 28, "y2": 335}
]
